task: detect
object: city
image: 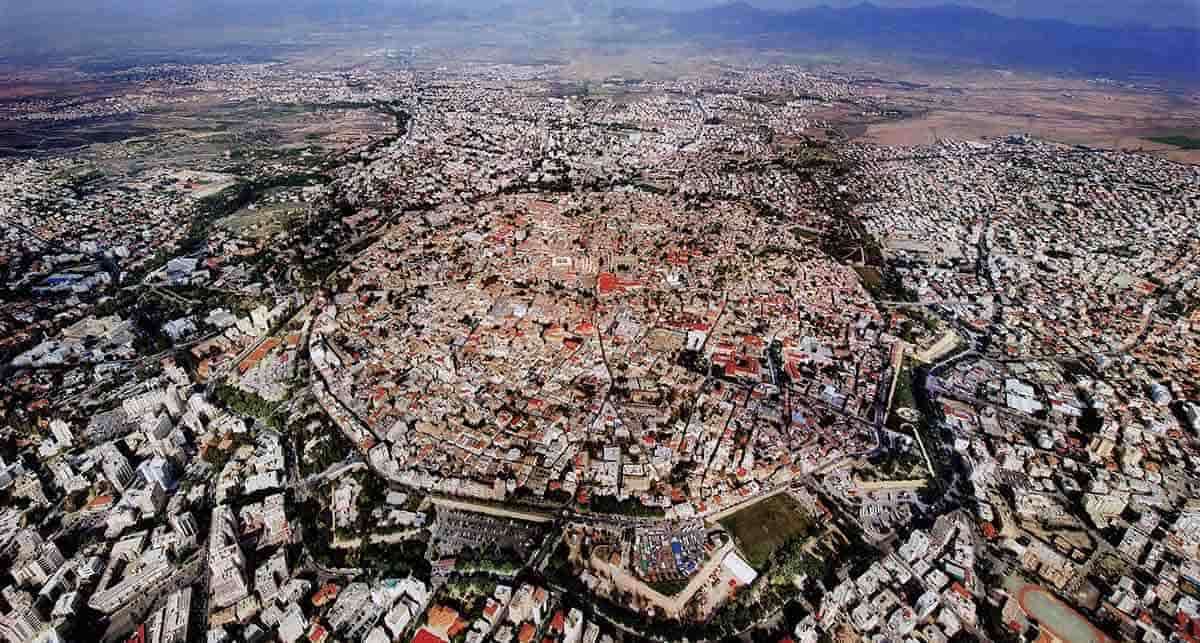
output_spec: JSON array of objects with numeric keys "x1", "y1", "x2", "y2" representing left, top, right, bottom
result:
[{"x1": 0, "y1": 8, "x2": 1198, "y2": 643}]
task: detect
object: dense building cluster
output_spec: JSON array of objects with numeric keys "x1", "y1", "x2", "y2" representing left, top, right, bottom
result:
[{"x1": 310, "y1": 190, "x2": 887, "y2": 518}]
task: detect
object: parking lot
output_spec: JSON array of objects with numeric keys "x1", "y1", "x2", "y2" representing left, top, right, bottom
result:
[
  {"x1": 431, "y1": 508, "x2": 546, "y2": 559},
  {"x1": 632, "y1": 520, "x2": 707, "y2": 582}
]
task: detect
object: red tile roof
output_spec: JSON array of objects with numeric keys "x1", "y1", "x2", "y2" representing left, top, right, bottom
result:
[{"x1": 412, "y1": 628, "x2": 448, "y2": 643}]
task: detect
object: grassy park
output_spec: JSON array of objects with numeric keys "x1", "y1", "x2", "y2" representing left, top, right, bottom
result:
[{"x1": 718, "y1": 493, "x2": 816, "y2": 569}]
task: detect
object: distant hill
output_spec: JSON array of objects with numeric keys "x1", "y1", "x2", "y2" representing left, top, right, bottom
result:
[
  {"x1": 414, "y1": 0, "x2": 1200, "y2": 29},
  {"x1": 696, "y1": 0, "x2": 1200, "y2": 29},
  {"x1": 613, "y1": 1, "x2": 1200, "y2": 78}
]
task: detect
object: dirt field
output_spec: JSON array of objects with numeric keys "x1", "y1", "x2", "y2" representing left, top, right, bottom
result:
[{"x1": 827, "y1": 64, "x2": 1200, "y2": 164}]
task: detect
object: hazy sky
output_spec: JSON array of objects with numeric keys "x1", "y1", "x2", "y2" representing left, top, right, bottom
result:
[
  {"x1": 2, "y1": 0, "x2": 1197, "y2": 26},
  {"x1": 0, "y1": 0, "x2": 1196, "y2": 46}
]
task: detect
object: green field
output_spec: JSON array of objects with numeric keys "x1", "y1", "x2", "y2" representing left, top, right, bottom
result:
[
  {"x1": 218, "y1": 202, "x2": 305, "y2": 240},
  {"x1": 1146, "y1": 135, "x2": 1200, "y2": 150},
  {"x1": 854, "y1": 265, "x2": 884, "y2": 295},
  {"x1": 647, "y1": 579, "x2": 689, "y2": 596},
  {"x1": 719, "y1": 493, "x2": 815, "y2": 569}
]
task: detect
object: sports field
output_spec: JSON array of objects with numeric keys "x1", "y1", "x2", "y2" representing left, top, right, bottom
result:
[{"x1": 718, "y1": 493, "x2": 815, "y2": 569}]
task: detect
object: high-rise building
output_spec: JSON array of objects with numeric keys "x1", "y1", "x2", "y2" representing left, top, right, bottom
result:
[
  {"x1": 145, "y1": 586, "x2": 192, "y2": 643},
  {"x1": 13, "y1": 542, "x2": 66, "y2": 587},
  {"x1": 170, "y1": 513, "x2": 199, "y2": 550},
  {"x1": 0, "y1": 587, "x2": 47, "y2": 643},
  {"x1": 122, "y1": 389, "x2": 167, "y2": 421},
  {"x1": 138, "y1": 457, "x2": 176, "y2": 491},
  {"x1": 207, "y1": 505, "x2": 249, "y2": 609},
  {"x1": 49, "y1": 420, "x2": 73, "y2": 447},
  {"x1": 100, "y1": 444, "x2": 135, "y2": 493}
]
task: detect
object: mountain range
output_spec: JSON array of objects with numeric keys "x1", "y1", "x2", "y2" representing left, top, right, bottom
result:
[
  {"x1": 613, "y1": 2, "x2": 1199, "y2": 78},
  {"x1": 617, "y1": 0, "x2": 1199, "y2": 28}
]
